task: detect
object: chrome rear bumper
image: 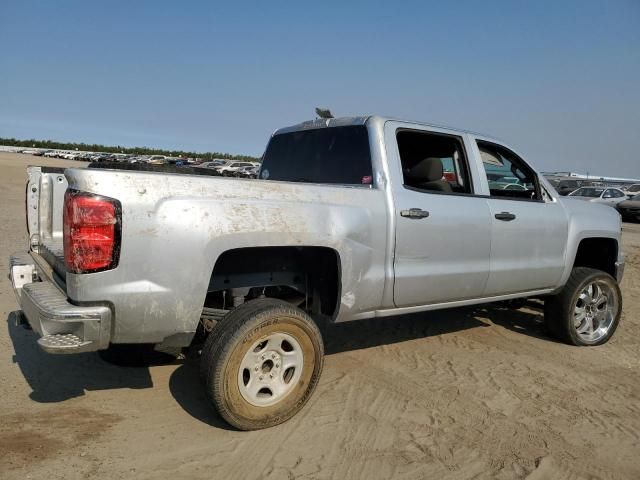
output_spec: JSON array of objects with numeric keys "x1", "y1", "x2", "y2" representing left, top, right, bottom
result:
[{"x1": 10, "y1": 251, "x2": 111, "y2": 354}]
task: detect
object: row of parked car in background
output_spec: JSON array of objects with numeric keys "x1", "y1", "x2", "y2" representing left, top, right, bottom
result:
[
  {"x1": 10, "y1": 147, "x2": 639, "y2": 221},
  {"x1": 13, "y1": 148, "x2": 261, "y2": 178},
  {"x1": 544, "y1": 176, "x2": 640, "y2": 222}
]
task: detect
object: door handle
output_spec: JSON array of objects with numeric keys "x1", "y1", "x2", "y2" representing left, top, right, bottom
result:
[
  {"x1": 400, "y1": 208, "x2": 430, "y2": 219},
  {"x1": 494, "y1": 212, "x2": 516, "y2": 221}
]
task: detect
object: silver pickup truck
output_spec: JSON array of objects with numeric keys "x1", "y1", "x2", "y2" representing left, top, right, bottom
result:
[{"x1": 10, "y1": 116, "x2": 624, "y2": 430}]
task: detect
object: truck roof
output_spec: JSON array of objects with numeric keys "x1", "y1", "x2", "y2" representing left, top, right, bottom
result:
[{"x1": 274, "y1": 115, "x2": 501, "y2": 141}]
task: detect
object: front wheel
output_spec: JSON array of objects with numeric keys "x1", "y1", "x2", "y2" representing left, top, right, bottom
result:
[
  {"x1": 544, "y1": 267, "x2": 622, "y2": 346},
  {"x1": 201, "y1": 298, "x2": 324, "y2": 430}
]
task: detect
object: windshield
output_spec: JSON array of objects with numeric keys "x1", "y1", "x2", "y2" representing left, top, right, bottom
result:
[
  {"x1": 261, "y1": 126, "x2": 372, "y2": 184},
  {"x1": 570, "y1": 187, "x2": 603, "y2": 197},
  {"x1": 628, "y1": 185, "x2": 640, "y2": 192}
]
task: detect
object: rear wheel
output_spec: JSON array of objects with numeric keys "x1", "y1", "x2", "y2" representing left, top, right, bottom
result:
[
  {"x1": 201, "y1": 298, "x2": 324, "y2": 430},
  {"x1": 544, "y1": 267, "x2": 622, "y2": 346}
]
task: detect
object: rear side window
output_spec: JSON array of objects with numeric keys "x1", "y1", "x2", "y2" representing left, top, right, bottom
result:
[
  {"x1": 396, "y1": 129, "x2": 472, "y2": 194},
  {"x1": 260, "y1": 126, "x2": 372, "y2": 185}
]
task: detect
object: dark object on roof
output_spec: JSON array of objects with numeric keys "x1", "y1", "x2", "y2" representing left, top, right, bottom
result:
[{"x1": 315, "y1": 108, "x2": 334, "y2": 119}]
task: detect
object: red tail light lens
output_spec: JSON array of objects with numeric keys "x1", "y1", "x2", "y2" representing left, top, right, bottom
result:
[{"x1": 63, "y1": 190, "x2": 121, "y2": 273}]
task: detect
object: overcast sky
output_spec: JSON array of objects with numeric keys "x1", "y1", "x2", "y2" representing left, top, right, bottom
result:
[{"x1": 1, "y1": 1, "x2": 638, "y2": 177}]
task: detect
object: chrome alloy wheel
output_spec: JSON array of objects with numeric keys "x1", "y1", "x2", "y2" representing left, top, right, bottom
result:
[
  {"x1": 574, "y1": 280, "x2": 618, "y2": 343},
  {"x1": 238, "y1": 332, "x2": 304, "y2": 407}
]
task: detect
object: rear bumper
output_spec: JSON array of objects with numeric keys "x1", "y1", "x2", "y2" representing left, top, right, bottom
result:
[{"x1": 10, "y1": 251, "x2": 111, "y2": 354}]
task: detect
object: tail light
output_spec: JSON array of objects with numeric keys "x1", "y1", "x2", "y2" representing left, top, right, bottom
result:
[{"x1": 63, "y1": 190, "x2": 121, "y2": 273}]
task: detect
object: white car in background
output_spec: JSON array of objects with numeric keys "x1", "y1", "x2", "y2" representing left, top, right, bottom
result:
[
  {"x1": 234, "y1": 165, "x2": 260, "y2": 178},
  {"x1": 199, "y1": 160, "x2": 228, "y2": 170},
  {"x1": 568, "y1": 186, "x2": 628, "y2": 207},
  {"x1": 147, "y1": 155, "x2": 167, "y2": 165},
  {"x1": 217, "y1": 161, "x2": 260, "y2": 176}
]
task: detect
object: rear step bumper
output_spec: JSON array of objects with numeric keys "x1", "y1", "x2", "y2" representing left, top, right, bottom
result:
[{"x1": 10, "y1": 252, "x2": 111, "y2": 354}]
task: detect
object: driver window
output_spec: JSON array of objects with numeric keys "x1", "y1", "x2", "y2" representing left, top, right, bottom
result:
[{"x1": 477, "y1": 141, "x2": 540, "y2": 200}]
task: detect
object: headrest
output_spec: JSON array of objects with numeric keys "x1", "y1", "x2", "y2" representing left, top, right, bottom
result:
[{"x1": 407, "y1": 157, "x2": 444, "y2": 182}]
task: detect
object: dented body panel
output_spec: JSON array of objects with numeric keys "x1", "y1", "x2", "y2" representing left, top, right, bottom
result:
[{"x1": 63, "y1": 169, "x2": 389, "y2": 343}]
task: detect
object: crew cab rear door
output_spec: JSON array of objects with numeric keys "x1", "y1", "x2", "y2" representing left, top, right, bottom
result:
[
  {"x1": 384, "y1": 122, "x2": 492, "y2": 307},
  {"x1": 470, "y1": 138, "x2": 568, "y2": 295}
]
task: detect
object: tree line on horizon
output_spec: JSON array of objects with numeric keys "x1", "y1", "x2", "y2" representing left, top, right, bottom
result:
[{"x1": 0, "y1": 137, "x2": 260, "y2": 162}]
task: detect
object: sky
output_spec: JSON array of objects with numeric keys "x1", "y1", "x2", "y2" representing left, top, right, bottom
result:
[{"x1": 1, "y1": 0, "x2": 639, "y2": 177}]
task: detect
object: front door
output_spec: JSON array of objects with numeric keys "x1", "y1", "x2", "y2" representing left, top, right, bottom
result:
[
  {"x1": 474, "y1": 139, "x2": 568, "y2": 295},
  {"x1": 485, "y1": 199, "x2": 568, "y2": 294}
]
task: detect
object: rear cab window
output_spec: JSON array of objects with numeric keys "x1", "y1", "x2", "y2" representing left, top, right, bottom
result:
[{"x1": 260, "y1": 126, "x2": 373, "y2": 185}]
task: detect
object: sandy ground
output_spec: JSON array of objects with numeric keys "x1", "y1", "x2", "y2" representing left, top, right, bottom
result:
[{"x1": 0, "y1": 151, "x2": 639, "y2": 480}]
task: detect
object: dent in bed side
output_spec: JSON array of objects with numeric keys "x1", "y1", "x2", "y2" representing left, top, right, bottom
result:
[{"x1": 63, "y1": 168, "x2": 389, "y2": 345}]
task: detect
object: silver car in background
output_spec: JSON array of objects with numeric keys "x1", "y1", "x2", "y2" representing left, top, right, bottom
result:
[{"x1": 568, "y1": 186, "x2": 628, "y2": 207}]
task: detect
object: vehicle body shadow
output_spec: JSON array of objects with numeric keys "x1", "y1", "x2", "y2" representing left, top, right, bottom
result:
[
  {"x1": 473, "y1": 299, "x2": 560, "y2": 343},
  {"x1": 7, "y1": 311, "x2": 175, "y2": 403},
  {"x1": 322, "y1": 300, "x2": 556, "y2": 354},
  {"x1": 170, "y1": 302, "x2": 555, "y2": 428},
  {"x1": 168, "y1": 357, "x2": 237, "y2": 431},
  {"x1": 321, "y1": 306, "x2": 489, "y2": 355},
  {"x1": 9, "y1": 299, "x2": 554, "y2": 425}
]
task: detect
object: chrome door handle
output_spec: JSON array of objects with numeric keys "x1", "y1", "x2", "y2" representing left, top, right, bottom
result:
[
  {"x1": 494, "y1": 212, "x2": 516, "y2": 221},
  {"x1": 400, "y1": 208, "x2": 430, "y2": 219}
]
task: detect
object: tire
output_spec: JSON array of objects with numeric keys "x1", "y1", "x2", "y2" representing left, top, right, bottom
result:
[
  {"x1": 201, "y1": 298, "x2": 324, "y2": 430},
  {"x1": 544, "y1": 267, "x2": 622, "y2": 346}
]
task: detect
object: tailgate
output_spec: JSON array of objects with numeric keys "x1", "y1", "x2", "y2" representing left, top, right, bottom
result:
[{"x1": 26, "y1": 166, "x2": 68, "y2": 278}]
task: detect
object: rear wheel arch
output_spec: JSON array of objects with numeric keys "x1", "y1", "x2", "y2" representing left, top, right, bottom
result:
[{"x1": 205, "y1": 246, "x2": 342, "y2": 319}]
